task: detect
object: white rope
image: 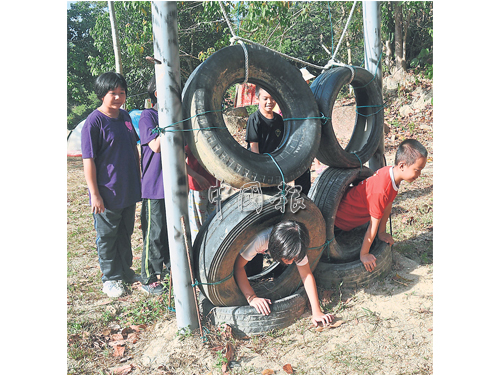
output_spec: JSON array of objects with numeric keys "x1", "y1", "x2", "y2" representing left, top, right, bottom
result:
[
  {"x1": 218, "y1": 1, "x2": 248, "y2": 84},
  {"x1": 238, "y1": 40, "x2": 249, "y2": 84},
  {"x1": 332, "y1": 0, "x2": 358, "y2": 60},
  {"x1": 219, "y1": 1, "x2": 354, "y2": 77},
  {"x1": 218, "y1": 1, "x2": 236, "y2": 39}
]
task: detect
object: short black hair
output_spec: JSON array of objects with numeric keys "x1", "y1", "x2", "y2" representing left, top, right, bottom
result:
[
  {"x1": 94, "y1": 72, "x2": 128, "y2": 100},
  {"x1": 395, "y1": 139, "x2": 428, "y2": 166},
  {"x1": 268, "y1": 221, "x2": 310, "y2": 264},
  {"x1": 255, "y1": 85, "x2": 261, "y2": 98},
  {"x1": 147, "y1": 75, "x2": 157, "y2": 105}
]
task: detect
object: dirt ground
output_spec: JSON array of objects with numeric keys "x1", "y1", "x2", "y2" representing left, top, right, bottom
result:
[
  {"x1": 133, "y1": 253, "x2": 432, "y2": 375},
  {"x1": 67, "y1": 72, "x2": 434, "y2": 375}
]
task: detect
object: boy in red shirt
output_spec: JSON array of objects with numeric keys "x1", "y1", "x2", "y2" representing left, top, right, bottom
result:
[{"x1": 335, "y1": 139, "x2": 428, "y2": 272}]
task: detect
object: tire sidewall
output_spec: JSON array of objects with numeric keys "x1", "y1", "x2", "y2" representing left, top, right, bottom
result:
[{"x1": 182, "y1": 44, "x2": 321, "y2": 188}]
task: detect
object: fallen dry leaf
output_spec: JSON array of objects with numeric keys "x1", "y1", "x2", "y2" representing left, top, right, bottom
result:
[
  {"x1": 112, "y1": 333, "x2": 124, "y2": 341},
  {"x1": 262, "y1": 370, "x2": 274, "y2": 375},
  {"x1": 283, "y1": 363, "x2": 293, "y2": 374},
  {"x1": 113, "y1": 345, "x2": 126, "y2": 357},
  {"x1": 225, "y1": 343, "x2": 234, "y2": 362},
  {"x1": 130, "y1": 324, "x2": 147, "y2": 331},
  {"x1": 331, "y1": 320, "x2": 344, "y2": 328},
  {"x1": 109, "y1": 340, "x2": 127, "y2": 347},
  {"x1": 111, "y1": 364, "x2": 134, "y2": 375},
  {"x1": 392, "y1": 273, "x2": 413, "y2": 286}
]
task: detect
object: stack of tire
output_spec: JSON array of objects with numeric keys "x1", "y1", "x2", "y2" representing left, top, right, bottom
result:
[
  {"x1": 182, "y1": 44, "x2": 390, "y2": 337},
  {"x1": 307, "y1": 64, "x2": 393, "y2": 290}
]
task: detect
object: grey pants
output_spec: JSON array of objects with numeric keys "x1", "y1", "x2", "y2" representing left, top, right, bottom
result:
[{"x1": 93, "y1": 204, "x2": 137, "y2": 283}]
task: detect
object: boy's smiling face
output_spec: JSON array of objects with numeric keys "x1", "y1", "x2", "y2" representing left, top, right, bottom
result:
[{"x1": 257, "y1": 88, "x2": 276, "y2": 117}]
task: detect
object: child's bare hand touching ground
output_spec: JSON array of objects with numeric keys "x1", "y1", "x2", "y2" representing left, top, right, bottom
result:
[{"x1": 311, "y1": 312, "x2": 335, "y2": 327}]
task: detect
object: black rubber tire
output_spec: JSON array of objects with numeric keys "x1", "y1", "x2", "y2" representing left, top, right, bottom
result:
[
  {"x1": 313, "y1": 240, "x2": 392, "y2": 289},
  {"x1": 308, "y1": 166, "x2": 374, "y2": 262},
  {"x1": 310, "y1": 66, "x2": 384, "y2": 168},
  {"x1": 182, "y1": 43, "x2": 322, "y2": 189},
  {"x1": 199, "y1": 287, "x2": 307, "y2": 337},
  {"x1": 193, "y1": 191, "x2": 326, "y2": 307}
]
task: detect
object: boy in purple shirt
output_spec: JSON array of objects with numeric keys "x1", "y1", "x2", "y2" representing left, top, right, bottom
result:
[
  {"x1": 81, "y1": 72, "x2": 141, "y2": 298},
  {"x1": 138, "y1": 76, "x2": 170, "y2": 295}
]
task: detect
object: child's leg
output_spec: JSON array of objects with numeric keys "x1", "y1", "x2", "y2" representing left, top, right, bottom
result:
[
  {"x1": 93, "y1": 208, "x2": 124, "y2": 283},
  {"x1": 115, "y1": 203, "x2": 137, "y2": 283},
  {"x1": 188, "y1": 189, "x2": 205, "y2": 243},
  {"x1": 141, "y1": 199, "x2": 169, "y2": 285}
]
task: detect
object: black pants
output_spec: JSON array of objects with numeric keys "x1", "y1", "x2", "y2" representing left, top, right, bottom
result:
[
  {"x1": 93, "y1": 204, "x2": 137, "y2": 283},
  {"x1": 141, "y1": 198, "x2": 170, "y2": 285}
]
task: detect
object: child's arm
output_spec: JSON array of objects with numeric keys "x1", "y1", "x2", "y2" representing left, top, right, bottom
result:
[
  {"x1": 297, "y1": 263, "x2": 334, "y2": 326},
  {"x1": 148, "y1": 137, "x2": 161, "y2": 153},
  {"x1": 234, "y1": 254, "x2": 272, "y2": 315},
  {"x1": 82, "y1": 158, "x2": 105, "y2": 214},
  {"x1": 360, "y1": 216, "x2": 380, "y2": 272},
  {"x1": 377, "y1": 203, "x2": 395, "y2": 245}
]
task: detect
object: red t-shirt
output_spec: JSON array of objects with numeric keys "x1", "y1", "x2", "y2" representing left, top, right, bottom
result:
[
  {"x1": 185, "y1": 145, "x2": 218, "y2": 191},
  {"x1": 335, "y1": 166, "x2": 398, "y2": 231}
]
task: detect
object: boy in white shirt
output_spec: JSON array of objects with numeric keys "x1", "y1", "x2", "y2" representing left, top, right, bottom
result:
[{"x1": 234, "y1": 220, "x2": 334, "y2": 327}]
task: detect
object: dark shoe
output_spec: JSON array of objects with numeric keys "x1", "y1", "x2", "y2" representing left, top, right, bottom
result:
[{"x1": 141, "y1": 281, "x2": 167, "y2": 296}]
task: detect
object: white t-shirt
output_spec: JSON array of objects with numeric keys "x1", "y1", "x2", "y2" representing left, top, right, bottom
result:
[{"x1": 239, "y1": 227, "x2": 309, "y2": 267}]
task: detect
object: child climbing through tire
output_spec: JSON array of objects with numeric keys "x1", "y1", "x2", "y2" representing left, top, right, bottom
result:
[
  {"x1": 334, "y1": 139, "x2": 428, "y2": 272},
  {"x1": 234, "y1": 220, "x2": 334, "y2": 327}
]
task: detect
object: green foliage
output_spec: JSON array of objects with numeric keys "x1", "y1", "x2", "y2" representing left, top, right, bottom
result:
[
  {"x1": 410, "y1": 47, "x2": 433, "y2": 79},
  {"x1": 67, "y1": 1, "x2": 433, "y2": 129},
  {"x1": 67, "y1": 1, "x2": 106, "y2": 129},
  {"x1": 381, "y1": 1, "x2": 433, "y2": 73}
]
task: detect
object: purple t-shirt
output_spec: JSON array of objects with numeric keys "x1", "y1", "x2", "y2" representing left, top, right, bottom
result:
[
  {"x1": 81, "y1": 109, "x2": 141, "y2": 210},
  {"x1": 139, "y1": 108, "x2": 164, "y2": 199}
]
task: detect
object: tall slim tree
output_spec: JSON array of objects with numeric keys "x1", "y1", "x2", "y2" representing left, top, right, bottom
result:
[{"x1": 108, "y1": 1, "x2": 123, "y2": 75}]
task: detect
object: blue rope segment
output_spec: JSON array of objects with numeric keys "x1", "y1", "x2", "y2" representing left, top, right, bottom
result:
[
  {"x1": 282, "y1": 114, "x2": 330, "y2": 123},
  {"x1": 192, "y1": 271, "x2": 234, "y2": 287},
  {"x1": 151, "y1": 109, "x2": 226, "y2": 135},
  {"x1": 355, "y1": 104, "x2": 387, "y2": 117},
  {"x1": 351, "y1": 151, "x2": 363, "y2": 171},
  {"x1": 263, "y1": 152, "x2": 287, "y2": 214}
]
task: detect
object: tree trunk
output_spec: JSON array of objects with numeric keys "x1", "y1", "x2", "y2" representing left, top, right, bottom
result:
[
  {"x1": 384, "y1": 40, "x2": 393, "y2": 70},
  {"x1": 393, "y1": 1, "x2": 405, "y2": 71},
  {"x1": 402, "y1": 6, "x2": 413, "y2": 71},
  {"x1": 108, "y1": 1, "x2": 123, "y2": 75}
]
